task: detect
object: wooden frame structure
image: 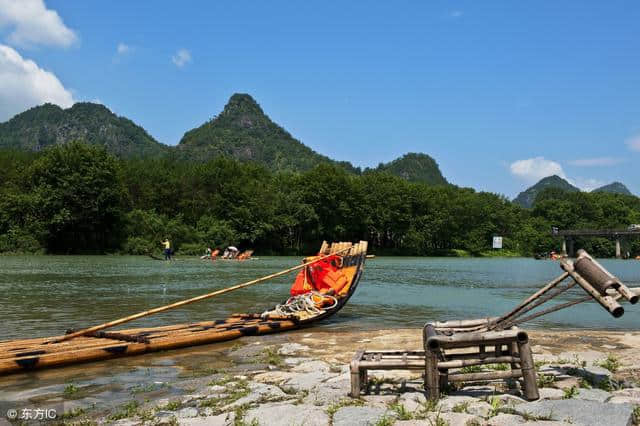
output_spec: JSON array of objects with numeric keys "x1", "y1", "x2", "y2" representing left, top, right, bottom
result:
[
  {"x1": 422, "y1": 320, "x2": 538, "y2": 400},
  {"x1": 350, "y1": 350, "x2": 425, "y2": 397},
  {"x1": 349, "y1": 249, "x2": 639, "y2": 400}
]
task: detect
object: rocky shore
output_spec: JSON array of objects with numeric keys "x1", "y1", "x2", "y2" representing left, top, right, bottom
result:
[{"x1": 3, "y1": 329, "x2": 639, "y2": 426}]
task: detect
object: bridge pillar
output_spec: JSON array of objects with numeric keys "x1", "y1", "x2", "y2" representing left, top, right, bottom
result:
[
  {"x1": 567, "y1": 238, "x2": 575, "y2": 257},
  {"x1": 616, "y1": 239, "x2": 622, "y2": 259},
  {"x1": 562, "y1": 238, "x2": 567, "y2": 256}
]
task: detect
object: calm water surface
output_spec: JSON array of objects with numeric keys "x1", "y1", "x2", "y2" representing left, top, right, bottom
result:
[{"x1": 1, "y1": 255, "x2": 639, "y2": 341}]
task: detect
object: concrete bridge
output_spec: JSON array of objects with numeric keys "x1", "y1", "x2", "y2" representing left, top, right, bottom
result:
[{"x1": 552, "y1": 228, "x2": 640, "y2": 258}]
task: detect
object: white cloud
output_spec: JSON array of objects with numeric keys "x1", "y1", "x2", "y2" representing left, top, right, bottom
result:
[
  {"x1": 0, "y1": 0, "x2": 77, "y2": 48},
  {"x1": 171, "y1": 48, "x2": 191, "y2": 67},
  {"x1": 450, "y1": 10, "x2": 463, "y2": 18},
  {"x1": 568, "y1": 157, "x2": 624, "y2": 167},
  {"x1": 116, "y1": 42, "x2": 131, "y2": 55},
  {"x1": 627, "y1": 135, "x2": 640, "y2": 152},
  {"x1": 509, "y1": 157, "x2": 566, "y2": 183},
  {"x1": 0, "y1": 44, "x2": 74, "y2": 121},
  {"x1": 571, "y1": 177, "x2": 605, "y2": 192}
]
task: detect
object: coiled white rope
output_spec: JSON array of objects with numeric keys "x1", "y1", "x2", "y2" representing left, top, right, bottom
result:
[{"x1": 263, "y1": 291, "x2": 339, "y2": 317}]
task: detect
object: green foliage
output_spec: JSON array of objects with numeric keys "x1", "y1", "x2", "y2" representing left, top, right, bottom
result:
[
  {"x1": 563, "y1": 385, "x2": 579, "y2": 399},
  {"x1": 371, "y1": 152, "x2": 448, "y2": 185},
  {"x1": 0, "y1": 103, "x2": 167, "y2": 157},
  {"x1": 537, "y1": 374, "x2": 556, "y2": 388},
  {"x1": 598, "y1": 354, "x2": 621, "y2": 373},
  {"x1": 1, "y1": 141, "x2": 640, "y2": 257},
  {"x1": 107, "y1": 400, "x2": 140, "y2": 421}
]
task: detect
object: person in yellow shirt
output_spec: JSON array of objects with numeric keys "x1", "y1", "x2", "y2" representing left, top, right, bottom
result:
[{"x1": 161, "y1": 238, "x2": 171, "y2": 260}]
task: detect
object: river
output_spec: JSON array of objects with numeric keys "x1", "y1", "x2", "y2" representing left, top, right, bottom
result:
[{"x1": 2, "y1": 255, "x2": 639, "y2": 342}]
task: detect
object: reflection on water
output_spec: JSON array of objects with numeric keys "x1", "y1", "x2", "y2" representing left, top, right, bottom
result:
[{"x1": 1, "y1": 255, "x2": 639, "y2": 341}]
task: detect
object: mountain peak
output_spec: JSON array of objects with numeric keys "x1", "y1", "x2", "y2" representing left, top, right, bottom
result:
[
  {"x1": 593, "y1": 182, "x2": 632, "y2": 195},
  {"x1": 178, "y1": 93, "x2": 358, "y2": 171},
  {"x1": 0, "y1": 102, "x2": 165, "y2": 157},
  {"x1": 373, "y1": 152, "x2": 448, "y2": 185},
  {"x1": 215, "y1": 93, "x2": 271, "y2": 130},
  {"x1": 513, "y1": 175, "x2": 579, "y2": 208}
]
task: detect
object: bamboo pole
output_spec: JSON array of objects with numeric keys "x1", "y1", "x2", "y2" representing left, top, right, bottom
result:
[
  {"x1": 52, "y1": 245, "x2": 354, "y2": 343},
  {"x1": 560, "y1": 260, "x2": 624, "y2": 317}
]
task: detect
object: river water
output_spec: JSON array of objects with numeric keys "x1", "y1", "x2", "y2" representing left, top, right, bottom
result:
[{"x1": 1, "y1": 255, "x2": 639, "y2": 342}]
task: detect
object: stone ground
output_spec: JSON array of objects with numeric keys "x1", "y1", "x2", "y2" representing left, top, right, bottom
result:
[{"x1": 6, "y1": 329, "x2": 640, "y2": 426}]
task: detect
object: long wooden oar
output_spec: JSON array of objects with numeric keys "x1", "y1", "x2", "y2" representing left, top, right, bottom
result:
[{"x1": 52, "y1": 246, "x2": 353, "y2": 343}]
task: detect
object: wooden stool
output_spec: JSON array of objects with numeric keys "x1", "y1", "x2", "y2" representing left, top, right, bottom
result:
[
  {"x1": 423, "y1": 319, "x2": 539, "y2": 401},
  {"x1": 349, "y1": 349, "x2": 425, "y2": 397}
]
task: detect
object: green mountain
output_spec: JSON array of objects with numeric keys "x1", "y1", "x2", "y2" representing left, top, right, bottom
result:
[
  {"x1": 0, "y1": 103, "x2": 167, "y2": 157},
  {"x1": 513, "y1": 175, "x2": 580, "y2": 208},
  {"x1": 372, "y1": 153, "x2": 448, "y2": 185},
  {"x1": 178, "y1": 94, "x2": 357, "y2": 172},
  {"x1": 592, "y1": 182, "x2": 632, "y2": 195}
]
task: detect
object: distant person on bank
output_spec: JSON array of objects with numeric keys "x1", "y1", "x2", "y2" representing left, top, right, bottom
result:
[{"x1": 161, "y1": 239, "x2": 171, "y2": 260}]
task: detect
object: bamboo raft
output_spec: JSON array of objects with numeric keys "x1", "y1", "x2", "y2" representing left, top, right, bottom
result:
[{"x1": 0, "y1": 241, "x2": 368, "y2": 375}]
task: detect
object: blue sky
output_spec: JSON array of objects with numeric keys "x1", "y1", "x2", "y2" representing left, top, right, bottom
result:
[{"x1": 0, "y1": 1, "x2": 639, "y2": 198}]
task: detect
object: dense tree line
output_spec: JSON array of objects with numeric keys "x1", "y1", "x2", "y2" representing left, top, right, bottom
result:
[{"x1": 1, "y1": 142, "x2": 639, "y2": 257}]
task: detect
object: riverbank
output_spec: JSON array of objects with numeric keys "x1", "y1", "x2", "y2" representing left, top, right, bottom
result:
[{"x1": 2, "y1": 328, "x2": 639, "y2": 426}]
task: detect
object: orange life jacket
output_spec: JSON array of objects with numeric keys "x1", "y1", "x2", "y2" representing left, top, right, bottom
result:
[{"x1": 290, "y1": 254, "x2": 348, "y2": 296}]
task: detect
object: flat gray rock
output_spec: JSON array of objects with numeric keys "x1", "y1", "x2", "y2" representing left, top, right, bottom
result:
[
  {"x1": 245, "y1": 403, "x2": 329, "y2": 426},
  {"x1": 278, "y1": 343, "x2": 310, "y2": 355},
  {"x1": 486, "y1": 413, "x2": 526, "y2": 425},
  {"x1": 179, "y1": 412, "x2": 235, "y2": 426},
  {"x1": 398, "y1": 392, "x2": 427, "y2": 413},
  {"x1": 571, "y1": 366, "x2": 613, "y2": 386},
  {"x1": 284, "y1": 371, "x2": 329, "y2": 391},
  {"x1": 513, "y1": 399, "x2": 634, "y2": 426},
  {"x1": 437, "y1": 395, "x2": 478, "y2": 412},
  {"x1": 332, "y1": 406, "x2": 387, "y2": 426},
  {"x1": 222, "y1": 382, "x2": 286, "y2": 409},
  {"x1": 574, "y1": 388, "x2": 612, "y2": 402},
  {"x1": 465, "y1": 400, "x2": 492, "y2": 418},
  {"x1": 537, "y1": 388, "x2": 564, "y2": 400},
  {"x1": 175, "y1": 407, "x2": 199, "y2": 418}
]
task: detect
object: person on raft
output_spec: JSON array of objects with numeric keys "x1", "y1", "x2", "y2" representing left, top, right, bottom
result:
[{"x1": 161, "y1": 238, "x2": 172, "y2": 261}]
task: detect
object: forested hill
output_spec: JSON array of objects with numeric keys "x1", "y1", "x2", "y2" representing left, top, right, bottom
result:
[
  {"x1": 178, "y1": 94, "x2": 358, "y2": 172},
  {"x1": 513, "y1": 175, "x2": 579, "y2": 208},
  {"x1": 0, "y1": 103, "x2": 167, "y2": 158},
  {"x1": 371, "y1": 153, "x2": 448, "y2": 185},
  {"x1": 593, "y1": 182, "x2": 632, "y2": 195}
]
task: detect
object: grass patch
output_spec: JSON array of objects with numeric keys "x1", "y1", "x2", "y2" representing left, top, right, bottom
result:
[
  {"x1": 233, "y1": 404, "x2": 259, "y2": 426},
  {"x1": 520, "y1": 410, "x2": 555, "y2": 421},
  {"x1": 375, "y1": 416, "x2": 395, "y2": 426},
  {"x1": 536, "y1": 373, "x2": 556, "y2": 388},
  {"x1": 460, "y1": 365, "x2": 483, "y2": 374},
  {"x1": 598, "y1": 354, "x2": 621, "y2": 373},
  {"x1": 107, "y1": 400, "x2": 140, "y2": 421},
  {"x1": 57, "y1": 407, "x2": 86, "y2": 420},
  {"x1": 260, "y1": 347, "x2": 285, "y2": 367},
  {"x1": 562, "y1": 385, "x2": 579, "y2": 399},
  {"x1": 632, "y1": 405, "x2": 639, "y2": 425},
  {"x1": 488, "y1": 397, "x2": 502, "y2": 418},
  {"x1": 198, "y1": 379, "x2": 250, "y2": 414},
  {"x1": 578, "y1": 378, "x2": 592, "y2": 389},
  {"x1": 487, "y1": 363, "x2": 509, "y2": 371},
  {"x1": 389, "y1": 402, "x2": 413, "y2": 420},
  {"x1": 327, "y1": 398, "x2": 364, "y2": 418},
  {"x1": 130, "y1": 382, "x2": 167, "y2": 394},
  {"x1": 161, "y1": 400, "x2": 183, "y2": 411},
  {"x1": 452, "y1": 401, "x2": 470, "y2": 413},
  {"x1": 63, "y1": 383, "x2": 79, "y2": 397}
]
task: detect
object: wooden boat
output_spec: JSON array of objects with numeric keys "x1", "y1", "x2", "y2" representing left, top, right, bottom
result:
[{"x1": 0, "y1": 241, "x2": 367, "y2": 376}]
